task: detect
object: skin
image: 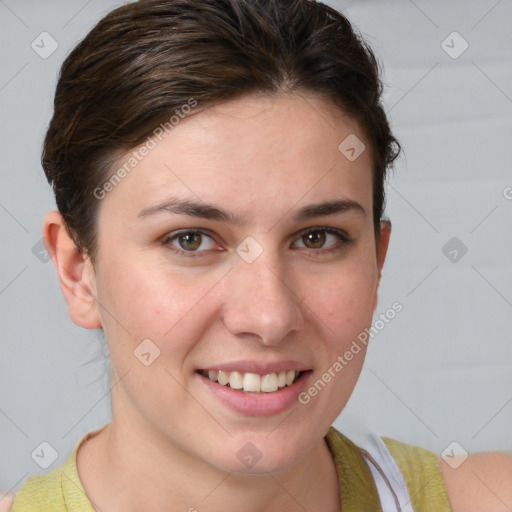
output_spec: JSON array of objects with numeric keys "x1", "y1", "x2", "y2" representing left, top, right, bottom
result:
[
  {"x1": 40, "y1": 93, "x2": 511, "y2": 512},
  {"x1": 439, "y1": 454, "x2": 512, "y2": 512},
  {"x1": 43, "y1": 92, "x2": 383, "y2": 512}
]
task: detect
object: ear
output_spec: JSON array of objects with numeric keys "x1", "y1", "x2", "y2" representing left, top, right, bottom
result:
[
  {"x1": 372, "y1": 219, "x2": 391, "y2": 311},
  {"x1": 42, "y1": 211, "x2": 102, "y2": 329}
]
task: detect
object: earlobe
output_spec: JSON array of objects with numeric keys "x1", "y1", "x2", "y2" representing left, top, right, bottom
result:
[
  {"x1": 42, "y1": 211, "x2": 102, "y2": 329},
  {"x1": 376, "y1": 220, "x2": 392, "y2": 277},
  {"x1": 372, "y1": 220, "x2": 392, "y2": 311}
]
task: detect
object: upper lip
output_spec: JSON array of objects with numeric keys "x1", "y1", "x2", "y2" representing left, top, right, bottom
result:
[{"x1": 198, "y1": 360, "x2": 311, "y2": 374}]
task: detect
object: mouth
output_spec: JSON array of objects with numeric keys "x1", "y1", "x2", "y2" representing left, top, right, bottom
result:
[
  {"x1": 195, "y1": 363, "x2": 313, "y2": 416},
  {"x1": 197, "y1": 369, "x2": 305, "y2": 394}
]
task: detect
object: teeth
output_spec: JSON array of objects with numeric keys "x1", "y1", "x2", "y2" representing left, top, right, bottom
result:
[
  {"x1": 261, "y1": 373, "x2": 278, "y2": 392},
  {"x1": 243, "y1": 373, "x2": 261, "y2": 392},
  {"x1": 217, "y1": 370, "x2": 229, "y2": 386},
  {"x1": 229, "y1": 371, "x2": 243, "y2": 390},
  {"x1": 203, "y1": 369, "x2": 302, "y2": 393}
]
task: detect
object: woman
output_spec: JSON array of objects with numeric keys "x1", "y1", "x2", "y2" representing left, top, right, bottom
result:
[{"x1": 8, "y1": 0, "x2": 511, "y2": 510}]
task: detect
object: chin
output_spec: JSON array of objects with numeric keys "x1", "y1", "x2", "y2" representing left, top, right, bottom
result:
[{"x1": 203, "y1": 433, "x2": 306, "y2": 476}]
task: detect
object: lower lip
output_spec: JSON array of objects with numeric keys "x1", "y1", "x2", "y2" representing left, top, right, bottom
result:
[{"x1": 197, "y1": 371, "x2": 312, "y2": 417}]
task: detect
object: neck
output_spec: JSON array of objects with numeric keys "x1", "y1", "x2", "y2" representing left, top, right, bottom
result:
[{"x1": 77, "y1": 414, "x2": 341, "y2": 512}]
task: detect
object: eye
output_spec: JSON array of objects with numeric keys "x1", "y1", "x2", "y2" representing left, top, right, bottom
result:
[
  {"x1": 294, "y1": 227, "x2": 351, "y2": 252},
  {"x1": 161, "y1": 227, "x2": 352, "y2": 259},
  {"x1": 162, "y1": 229, "x2": 217, "y2": 257}
]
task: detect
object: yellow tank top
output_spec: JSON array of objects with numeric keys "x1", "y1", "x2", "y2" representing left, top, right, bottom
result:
[{"x1": 10, "y1": 426, "x2": 451, "y2": 511}]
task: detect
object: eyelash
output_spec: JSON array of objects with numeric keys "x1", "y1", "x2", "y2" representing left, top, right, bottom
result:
[{"x1": 161, "y1": 227, "x2": 353, "y2": 259}]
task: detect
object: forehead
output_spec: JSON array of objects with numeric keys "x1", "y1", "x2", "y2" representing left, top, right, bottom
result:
[{"x1": 100, "y1": 93, "x2": 373, "y2": 224}]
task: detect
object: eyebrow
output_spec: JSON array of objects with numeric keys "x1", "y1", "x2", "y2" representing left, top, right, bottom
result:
[{"x1": 137, "y1": 197, "x2": 366, "y2": 224}]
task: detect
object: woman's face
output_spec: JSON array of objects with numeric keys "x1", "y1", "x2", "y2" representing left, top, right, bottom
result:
[{"x1": 87, "y1": 93, "x2": 389, "y2": 473}]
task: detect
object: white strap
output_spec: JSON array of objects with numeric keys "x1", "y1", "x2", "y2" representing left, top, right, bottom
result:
[
  {"x1": 334, "y1": 417, "x2": 415, "y2": 512},
  {"x1": 360, "y1": 433, "x2": 415, "y2": 512}
]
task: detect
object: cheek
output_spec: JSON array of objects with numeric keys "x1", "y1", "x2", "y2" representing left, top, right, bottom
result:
[
  {"x1": 297, "y1": 263, "x2": 377, "y2": 424},
  {"x1": 305, "y1": 259, "x2": 378, "y2": 343},
  {"x1": 95, "y1": 254, "x2": 225, "y2": 364},
  {"x1": 97, "y1": 236, "x2": 378, "y2": 368}
]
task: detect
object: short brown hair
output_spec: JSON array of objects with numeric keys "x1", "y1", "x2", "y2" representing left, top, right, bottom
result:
[{"x1": 43, "y1": 0, "x2": 400, "y2": 264}]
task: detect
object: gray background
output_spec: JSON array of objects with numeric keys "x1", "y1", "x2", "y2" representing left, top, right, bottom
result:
[{"x1": 1, "y1": 0, "x2": 511, "y2": 495}]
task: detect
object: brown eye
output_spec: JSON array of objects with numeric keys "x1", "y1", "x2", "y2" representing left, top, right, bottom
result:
[
  {"x1": 178, "y1": 232, "x2": 202, "y2": 251},
  {"x1": 294, "y1": 227, "x2": 351, "y2": 254},
  {"x1": 162, "y1": 229, "x2": 217, "y2": 256},
  {"x1": 302, "y1": 231, "x2": 326, "y2": 249}
]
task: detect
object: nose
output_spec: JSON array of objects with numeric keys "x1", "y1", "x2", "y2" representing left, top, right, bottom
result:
[{"x1": 221, "y1": 248, "x2": 305, "y2": 346}]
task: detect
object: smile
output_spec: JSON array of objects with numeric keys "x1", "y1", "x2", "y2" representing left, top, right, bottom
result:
[
  {"x1": 197, "y1": 368, "x2": 312, "y2": 416},
  {"x1": 199, "y1": 369, "x2": 303, "y2": 393}
]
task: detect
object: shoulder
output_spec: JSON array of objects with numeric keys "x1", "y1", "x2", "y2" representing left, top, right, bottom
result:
[
  {"x1": 0, "y1": 494, "x2": 16, "y2": 512},
  {"x1": 439, "y1": 451, "x2": 512, "y2": 512}
]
